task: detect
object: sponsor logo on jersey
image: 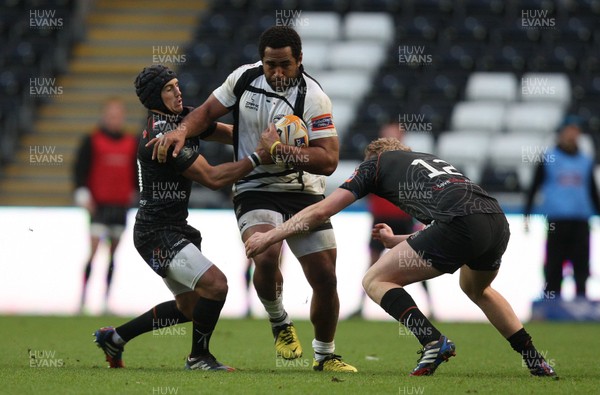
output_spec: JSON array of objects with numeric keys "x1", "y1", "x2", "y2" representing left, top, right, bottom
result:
[
  {"x1": 171, "y1": 238, "x2": 185, "y2": 249},
  {"x1": 245, "y1": 93, "x2": 259, "y2": 111},
  {"x1": 311, "y1": 114, "x2": 334, "y2": 131},
  {"x1": 345, "y1": 169, "x2": 358, "y2": 183}
]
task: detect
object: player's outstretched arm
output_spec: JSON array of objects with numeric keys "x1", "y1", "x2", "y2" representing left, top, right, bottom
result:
[
  {"x1": 147, "y1": 94, "x2": 230, "y2": 161},
  {"x1": 259, "y1": 124, "x2": 339, "y2": 175},
  {"x1": 371, "y1": 223, "x2": 412, "y2": 249},
  {"x1": 245, "y1": 188, "x2": 356, "y2": 257},
  {"x1": 183, "y1": 149, "x2": 270, "y2": 190},
  {"x1": 202, "y1": 122, "x2": 233, "y2": 145}
]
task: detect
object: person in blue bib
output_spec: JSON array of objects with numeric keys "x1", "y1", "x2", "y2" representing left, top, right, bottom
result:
[{"x1": 525, "y1": 115, "x2": 600, "y2": 300}]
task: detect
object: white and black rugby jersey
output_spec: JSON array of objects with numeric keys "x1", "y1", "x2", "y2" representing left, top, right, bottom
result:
[{"x1": 213, "y1": 61, "x2": 337, "y2": 196}]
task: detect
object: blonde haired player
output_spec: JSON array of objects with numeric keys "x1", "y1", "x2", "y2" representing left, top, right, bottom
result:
[{"x1": 246, "y1": 137, "x2": 557, "y2": 378}]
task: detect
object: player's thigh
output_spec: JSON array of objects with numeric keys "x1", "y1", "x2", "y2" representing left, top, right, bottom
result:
[
  {"x1": 297, "y1": 247, "x2": 337, "y2": 287},
  {"x1": 163, "y1": 243, "x2": 226, "y2": 299},
  {"x1": 238, "y1": 207, "x2": 284, "y2": 268},
  {"x1": 364, "y1": 240, "x2": 442, "y2": 287},
  {"x1": 459, "y1": 265, "x2": 498, "y2": 298},
  {"x1": 243, "y1": 223, "x2": 283, "y2": 269}
]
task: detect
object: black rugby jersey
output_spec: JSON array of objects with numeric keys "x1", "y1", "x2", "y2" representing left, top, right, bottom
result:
[
  {"x1": 135, "y1": 107, "x2": 200, "y2": 228},
  {"x1": 340, "y1": 150, "x2": 503, "y2": 224}
]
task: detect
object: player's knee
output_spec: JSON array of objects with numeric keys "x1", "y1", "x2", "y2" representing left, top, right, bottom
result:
[
  {"x1": 307, "y1": 268, "x2": 337, "y2": 290},
  {"x1": 208, "y1": 276, "x2": 228, "y2": 300},
  {"x1": 460, "y1": 280, "x2": 483, "y2": 302},
  {"x1": 362, "y1": 270, "x2": 376, "y2": 298},
  {"x1": 252, "y1": 246, "x2": 281, "y2": 271},
  {"x1": 195, "y1": 270, "x2": 228, "y2": 300}
]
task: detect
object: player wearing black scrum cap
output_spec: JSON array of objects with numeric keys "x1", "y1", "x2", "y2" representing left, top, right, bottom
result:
[{"x1": 93, "y1": 65, "x2": 270, "y2": 371}]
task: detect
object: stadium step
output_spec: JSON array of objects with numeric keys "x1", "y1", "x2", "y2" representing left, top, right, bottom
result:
[{"x1": 0, "y1": 0, "x2": 204, "y2": 206}]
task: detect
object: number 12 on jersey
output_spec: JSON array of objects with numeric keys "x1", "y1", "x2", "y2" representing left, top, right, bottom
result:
[{"x1": 411, "y1": 158, "x2": 463, "y2": 178}]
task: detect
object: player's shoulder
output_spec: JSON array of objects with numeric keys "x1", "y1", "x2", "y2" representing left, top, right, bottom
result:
[
  {"x1": 302, "y1": 74, "x2": 333, "y2": 118},
  {"x1": 229, "y1": 61, "x2": 263, "y2": 80},
  {"x1": 302, "y1": 71, "x2": 328, "y2": 98}
]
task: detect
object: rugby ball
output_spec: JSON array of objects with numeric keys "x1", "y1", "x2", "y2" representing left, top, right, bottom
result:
[{"x1": 275, "y1": 114, "x2": 309, "y2": 147}]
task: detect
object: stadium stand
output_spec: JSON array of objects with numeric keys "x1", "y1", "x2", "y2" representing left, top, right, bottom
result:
[
  {"x1": 0, "y1": 0, "x2": 204, "y2": 206},
  {"x1": 1, "y1": 0, "x2": 599, "y2": 206}
]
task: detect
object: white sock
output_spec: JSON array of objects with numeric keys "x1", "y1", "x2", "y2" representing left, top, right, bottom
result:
[
  {"x1": 313, "y1": 339, "x2": 335, "y2": 361},
  {"x1": 111, "y1": 330, "x2": 126, "y2": 346},
  {"x1": 259, "y1": 295, "x2": 290, "y2": 327}
]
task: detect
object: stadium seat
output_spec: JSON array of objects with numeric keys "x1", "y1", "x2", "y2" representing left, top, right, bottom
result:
[
  {"x1": 489, "y1": 23, "x2": 542, "y2": 46},
  {"x1": 404, "y1": 132, "x2": 436, "y2": 154},
  {"x1": 414, "y1": 101, "x2": 455, "y2": 135},
  {"x1": 349, "y1": 0, "x2": 401, "y2": 12},
  {"x1": 342, "y1": 12, "x2": 394, "y2": 44},
  {"x1": 317, "y1": 71, "x2": 371, "y2": 104},
  {"x1": 477, "y1": 43, "x2": 535, "y2": 72},
  {"x1": 294, "y1": 12, "x2": 342, "y2": 42},
  {"x1": 441, "y1": 16, "x2": 499, "y2": 45},
  {"x1": 520, "y1": 72, "x2": 572, "y2": 107},
  {"x1": 450, "y1": 101, "x2": 506, "y2": 134},
  {"x1": 355, "y1": 95, "x2": 399, "y2": 126},
  {"x1": 412, "y1": 0, "x2": 454, "y2": 15},
  {"x1": 503, "y1": 102, "x2": 565, "y2": 135},
  {"x1": 371, "y1": 68, "x2": 412, "y2": 100},
  {"x1": 324, "y1": 159, "x2": 361, "y2": 196},
  {"x1": 302, "y1": 0, "x2": 351, "y2": 12},
  {"x1": 461, "y1": 0, "x2": 506, "y2": 16},
  {"x1": 435, "y1": 42, "x2": 485, "y2": 71},
  {"x1": 331, "y1": 99, "x2": 356, "y2": 139},
  {"x1": 488, "y1": 133, "x2": 547, "y2": 189},
  {"x1": 531, "y1": 43, "x2": 585, "y2": 72},
  {"x1": 465, "y1": 72, "x2": 518, "y2": 102},
  {"x1": 327, "y1": 41, "x2": 387, "y2": 73},
  {"x1": 437, "y1": 131, "x2": 491, "y2": 183},
  {"x1": 417, "y1": 71, "x2": 467, "y2": 101},
  {"x1": 301, "y1": 41, "x2": 330, "y2": 71}
]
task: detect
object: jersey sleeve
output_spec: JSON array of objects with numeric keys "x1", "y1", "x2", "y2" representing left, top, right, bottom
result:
[
  {"x1": 170, "y1": 144, "x2": 199, "y2": 173},
  {"x1": 139, "y1": 116, "x2": 199, "y2": 173},
  {"x1": 303, "y1": 86, "x2": 337, "y2": 141},
  {"x1": 338, "y1": 159, "x2": 378, "y2": 200},
  {"x1": 212, "y1": 62, "x2": 258, "y2": 108}
]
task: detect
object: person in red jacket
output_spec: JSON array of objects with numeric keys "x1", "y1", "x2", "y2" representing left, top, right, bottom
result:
[{"x1": 73, "y1": 97, "x2": 138, "y2": 314}]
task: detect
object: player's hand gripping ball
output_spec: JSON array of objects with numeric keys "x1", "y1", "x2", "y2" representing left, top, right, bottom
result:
[{"x1": 275, "y1": 115, "x2": 309, "y2": 147}]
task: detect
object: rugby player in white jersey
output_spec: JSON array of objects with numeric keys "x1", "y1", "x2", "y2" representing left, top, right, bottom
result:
[{"x1": 149, "y1": 26, "x2": 356, "y2": 372}]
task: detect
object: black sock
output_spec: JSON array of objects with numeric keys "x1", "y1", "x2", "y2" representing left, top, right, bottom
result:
[
  {"x1": 380, "y1": 288, "x2": 441, "y2": 346},
  {"x1": 191, "y1": 297, "x2": 225, "y2": 358},
  {"x1": 81, "y1": 260, "x2": 93, "y2": 306},
  {"x1": 115, "y1": 301, "x2": 189, "y2": 342},
  {"x1": 105, "y1": 259, "x2": 115, "y2": 298},
  {"x1": 83, "y1": 260, "x2": 92, "y2": 283},
  {"x1": 507, "y1": 328, "x2": 544, "y2": 369}
]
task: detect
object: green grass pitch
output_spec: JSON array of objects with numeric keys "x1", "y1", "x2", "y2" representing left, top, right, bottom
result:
[{"x1": 1, "y1": 316, "x2": 598, "y2": 394}]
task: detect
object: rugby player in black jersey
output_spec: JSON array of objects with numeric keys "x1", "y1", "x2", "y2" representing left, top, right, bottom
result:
[
  {"x1": 246, "y1": 137, "x2": 557, "y2": 378},
  {"x1": 93, "y1": 65, "x2": 269, "y2": 371}
]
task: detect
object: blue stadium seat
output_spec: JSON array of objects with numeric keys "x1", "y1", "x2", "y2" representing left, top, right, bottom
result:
[{"x1": 434, "y1": 43, "x2": 485, "y2": 71}]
